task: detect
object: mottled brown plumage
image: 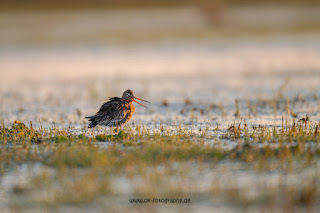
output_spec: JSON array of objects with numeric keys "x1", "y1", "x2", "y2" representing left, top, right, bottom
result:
[{"x1": 85, "y1": 89, "x2": 149, "y2": 128}]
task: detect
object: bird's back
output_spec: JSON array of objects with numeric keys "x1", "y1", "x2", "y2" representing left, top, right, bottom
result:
[{"x1": 86, "y1": 97, "x2": 135, "y2": 128}]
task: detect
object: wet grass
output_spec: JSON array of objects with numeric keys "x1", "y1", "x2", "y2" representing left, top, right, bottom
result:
[
  {"x1": 1, "y1": 117, "x2": 320, "y2": 211},
  {"x1": 1, "y1": 119, "x2": 320, "y2": 167}
]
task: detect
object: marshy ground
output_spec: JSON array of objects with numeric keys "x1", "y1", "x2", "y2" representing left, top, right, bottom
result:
[{"x1": 1, "y1": 3, "x2": 320, "y2": 213}]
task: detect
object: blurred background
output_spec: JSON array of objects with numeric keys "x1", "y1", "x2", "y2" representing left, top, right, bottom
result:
[
  {"x1": 1, "y1": 0, "x2": 320, "y2": 126},
  {"x1": 1, "y1": 2, "x2": 320, "y2": 212}
]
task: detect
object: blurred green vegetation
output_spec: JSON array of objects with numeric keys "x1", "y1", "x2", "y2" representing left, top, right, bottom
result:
[{"x1": 1, "y1": 119, "x2": 320, "y2": 211}]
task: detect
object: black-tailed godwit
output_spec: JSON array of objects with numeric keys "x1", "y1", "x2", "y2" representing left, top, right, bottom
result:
[{"x1": 85, "y1": 89, "x2": 149, "y2": 129}]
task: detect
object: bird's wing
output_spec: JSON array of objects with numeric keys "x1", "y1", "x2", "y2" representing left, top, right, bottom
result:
[{"x1": 93, "y1": 98, "x2": 126, "y2": 124}]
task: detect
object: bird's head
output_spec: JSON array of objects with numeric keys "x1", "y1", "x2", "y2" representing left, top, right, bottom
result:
[{"x1": 122, "y1": 89, "x2": 150, "y2": 107}]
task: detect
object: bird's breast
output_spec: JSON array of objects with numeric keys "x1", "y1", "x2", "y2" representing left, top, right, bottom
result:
[{"x1": 127, "y1": 103, "x2": 135, "y2": 118}]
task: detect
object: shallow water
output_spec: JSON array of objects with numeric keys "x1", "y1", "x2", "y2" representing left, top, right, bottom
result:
[{"x1": 1, "y1": 37, "x2": 320, "y2": 136}]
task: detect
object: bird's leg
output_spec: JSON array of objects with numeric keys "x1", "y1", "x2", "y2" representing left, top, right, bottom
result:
[{"x1": 109, "y1": 127, "x2": 112, "y2": 135}]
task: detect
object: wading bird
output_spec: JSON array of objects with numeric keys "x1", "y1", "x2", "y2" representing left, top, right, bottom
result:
[{"x1": 85, "y1": 89, "x2": 149, "y2": 130}]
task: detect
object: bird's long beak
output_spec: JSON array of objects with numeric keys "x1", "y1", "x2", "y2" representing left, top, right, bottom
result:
[{"x1": 133, "y1": 97, "x2": 150, "y2": 108}]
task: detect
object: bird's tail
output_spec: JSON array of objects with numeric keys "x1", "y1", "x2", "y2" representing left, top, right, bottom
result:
[
  {"x1": 88, "y1": 122, "x2": 97, "y2": 128},
  {"x1": 85, "y1": 116, "x2": 97, "y2": 128}
]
